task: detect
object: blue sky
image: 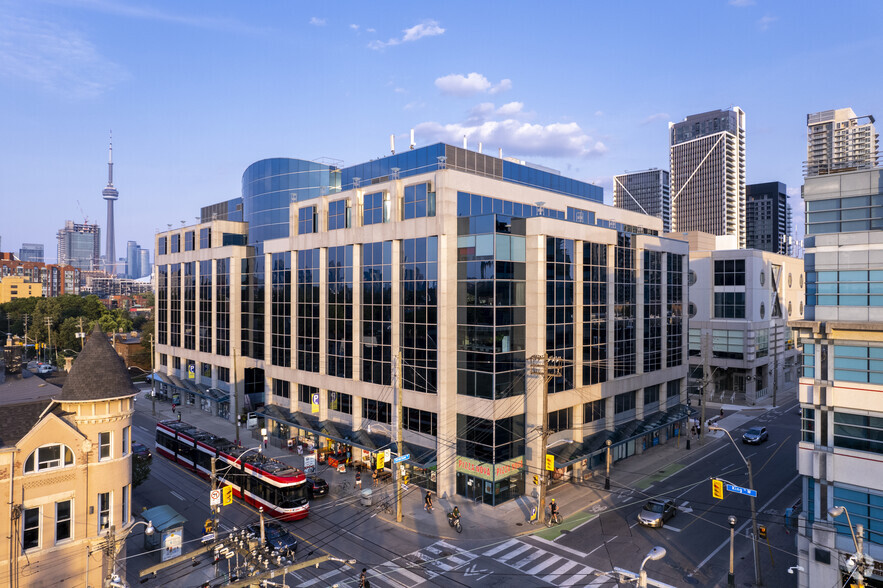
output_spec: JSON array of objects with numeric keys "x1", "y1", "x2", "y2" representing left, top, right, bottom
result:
[{"x1": 1, "y1": 0, "x2": 881, "y2": 262}]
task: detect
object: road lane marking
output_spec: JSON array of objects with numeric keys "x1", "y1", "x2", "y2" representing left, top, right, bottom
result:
[
  {"x1": 483, "y1": 538, "x2": 519, "y2": 557},
  {"x1": 533, "y1": 536, "x2": 586, "y2": 559},
  {"x1": 135, "y1": 425, "x2": 150, "y2": 433},
  {"x1": 496, "y1": 542, "x2": 532, "y2": 563},
  {"x1": 663, "y1": 525, "x2": 682, "y2": 532},
  {"x1": 540, "y1": 559, "x2": 578, "y2": 582},
  {"x1": 523, "y1": 554, "x2": 563, "y2": 575},
  {"x1": 693, "y1": 472, "x2": 801, "y2": 573},
  {"x1": 170, "y1": 491, "x2": 185, "y2": 501}
]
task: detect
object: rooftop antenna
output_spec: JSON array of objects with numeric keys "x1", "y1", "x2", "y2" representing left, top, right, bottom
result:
[
  {"x1": 463, "y1": 135, "x2": 467, "y2": 149},
  {"x1": 499, "y1": 148, "x2": 503, "y2": 159},
  {"x1": 390, "y1": 134, "x2": 395, "y2": 155},
  {"x1": 478, "y1": 142, "x2": 483, "y2": 154},
  {"x1": 409, "y1": 129, "x2": 415, "y2": 150}
]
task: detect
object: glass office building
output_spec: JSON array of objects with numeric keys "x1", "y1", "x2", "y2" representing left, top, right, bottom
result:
[{"x1": 155, "y1": 144, "x2": 689, "y2": 504}]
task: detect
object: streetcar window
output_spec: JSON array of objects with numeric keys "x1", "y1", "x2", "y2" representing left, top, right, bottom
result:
[{"x1": 278, "y1": 485, "x2": 308, "y2": 509}]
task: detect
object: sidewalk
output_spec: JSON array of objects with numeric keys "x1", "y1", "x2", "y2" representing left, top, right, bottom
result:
[{"x1": 133, "y1": 381, "x2": 798, "y2": 543}]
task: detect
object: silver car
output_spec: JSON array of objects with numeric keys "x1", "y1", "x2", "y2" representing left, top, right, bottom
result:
[{"x1": 637, "y1": 499, "x2": 677, "y2": 528}]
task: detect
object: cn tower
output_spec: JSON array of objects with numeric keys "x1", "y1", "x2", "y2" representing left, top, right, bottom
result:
[{"x1": 102, "y1": 134, "x2": 119, "y2": 275}]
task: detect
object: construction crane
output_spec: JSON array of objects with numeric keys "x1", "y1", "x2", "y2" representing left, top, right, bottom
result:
[{"x1": 76, "y1": 200, "x2": 89, "y2": 224}]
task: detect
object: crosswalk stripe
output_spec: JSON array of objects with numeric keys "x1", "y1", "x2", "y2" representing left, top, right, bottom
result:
[
  {"x1": 496, "y1": 542, "x2": 532, "y2": 563},
  {"x1": 539, "y1": 558, "x2": 579, "y2": 583},
  {"x1": 378, "y1": 562, "x2": 426, "y2": 586},
  {"x1": 512, "y1": 549, "x2": 546, "y2": 569},
  {"x1": 297, "y1": 568, "x2": 345, "y2": 587},
  {"x1": 559, "y1": 565, "x2": 598, "y2": 587},
  {"x1": 482, "y1": 538, "x2": 520, "y2": 557},
  {"x1": 588, "y1": 575, "x2": 611, "y2": 586},
  {"x1": 523, "y1": 554, "x2": 562, "y2": 576}
]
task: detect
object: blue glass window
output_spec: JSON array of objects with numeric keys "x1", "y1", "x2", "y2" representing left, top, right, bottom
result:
[
  {"x1": 328, "y1": 245, "x2": 353, "y2": 378},
  {"x1": 215, "y1": 258, "x2": 230, "y2": 357},
  {"x1": 169, "y1": 263, "x2": 181, "y2": 348},
  {"x1": 328, "y1": 199, "x2": 351, "y2": 230},
  {"x1": 271, "y1": 252, "x2": 291, "y2": 367},
  {"x1": 170, "y1": 234, "x2": 180, "y2": 254},
  {"x1": 583, "y1": 243, "x2": 607, "y2": 384},
  {"x1": 362, "y1": 241, "x2": 392, "y2": 385},
  {"x1": 183, "y1": 262, "x2": 195, "y2": 350},
  {"x1": 546, "y1": 237, "x2": 574, "y2": 392},
  {"x1": 299, "y1": 205, "x2": 317, "y2": 235},
  {"x1": 157, "y1": 237, "x2": 167, "y2": 255},
  {"x1": 401, "y1": 237, "x2": 438, "y2": 393},
  {"x1": 363, "y1": 192, "x2": 389, "y2": 226},
  {"x1": 403, "y1": 183, "x2": 436, "y2": 220},
  {"x1": 297, "y1": 249, "x2": 320, "y2": 372}
]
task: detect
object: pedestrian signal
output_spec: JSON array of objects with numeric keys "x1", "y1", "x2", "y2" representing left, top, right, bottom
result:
[{"x1": 712, "y1": 479, "x2": 724, "y2": 500}]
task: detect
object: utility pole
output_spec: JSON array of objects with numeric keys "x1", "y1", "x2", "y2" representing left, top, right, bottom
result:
[
  {"x1": 529, "y1": 354, "x2": 563, "y2": 525},
  {"x1": 232, "y1": 347, "x2": 240, "y2": 444},
  {"x1": 150, "y1": 333, "x2": 156, "y2": 416},
  {"x1": 747, "y1": 460, "x2": 762, "y2": 586},
  {"x1": 211, "y1": 457, "x2": 219, "y2": 535},
  {"x1": 78, "y1": 317, "x2": 86, "y2": 350},
  {"x1": 728, "y1": 515, "x2": 736, "y2": 588},
  {"x1": 44, "y1": 317, "x2": 53, "y2": 365},
  {"x1": 395, "y1": 351, "x2": 403, "y2": 523},
  {"x1": 23, "y1": 313, "x2": 30, "y2": 361},
  {"x1": 700, "y1": 331, "x2": 710, "y2": 445},
  {"x1": 103, "y1": 524, "x2": 116, "y2": 587},
  {"x1": 772, "y1": 322, "x2": 779, "y2": 408}
]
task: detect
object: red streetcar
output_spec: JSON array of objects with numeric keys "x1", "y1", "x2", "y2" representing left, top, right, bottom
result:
[{"x1": 155, "y1": 420, "x2": 309, "y2": 521}]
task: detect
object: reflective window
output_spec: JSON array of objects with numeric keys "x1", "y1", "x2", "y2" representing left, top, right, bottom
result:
[
  {"x1": 548, "y1": 407, "x2": 573, "y2": 432},
  {"x1": 328, "y1": 246, "x2": 353, "y2": 378},
  {"x1": 184, "y1": 231, "x2": 195, "y2": 252},
  {"x1": 713, "y1": 330, "x2": 744, "y2": 359},
  {"x1": 614, "y1": 391, "x2": 636, "y2": 413},
  {"x1": 362, "y1": 242, "x2": 392, "y2": 385},
  {"x1": 183, "y1": 262, "x2": 196, "y2": 350},
  {"x1": 298, "y1": 205, "x2": 318, "y2": 235},
  {"x1": 215, "y1": 258, "x2": 230, "y2": 356},
  {"x1": 328, "y1": 199, "x2": 351, "y2": 230},
  {"x1": 457, "y1": 414, "x2": 525, "y2": 463},
  {"x1": 643, "y1": 384, "x2": 660, "y2": 405},
  {"x1": 24, "y1": 444, "x2": 75, "y2": 473},
  {"x1": 547, "y1": 238, "x2": 574, "y2": 392},
  {"x1": 272, "y1": 379, "x2": 290, "y2": 399},
  {"x1": 199, "y1": 261, "x2": 212, "y2": 353},
  {"x1": 614, "y1": 233, "x2": 636, "y2": 377},
  {"x1": 157, "y1": 236, "x2": 167, "y2": 255},
  {"x1": 362, "y1": 398, "x2": 391, "y2": 424},
  {"x1": 271, "y1": 252, "x2": 291, "y2": 367},
  {"x1": 714, "y1": 292, "x2": 746, "y2": 318},
  {"x1": 363, "y1": 191, "x2": 390, "y2": 226},
  {"x1": 23, "y1": 507, "x2": 39, "y2": 550},
  {"x1": 241, "y1": 255, "x2": 265, "y2": 360},
  {"x1": 170, "y1": 234, "x2": 180, "y2": 254},
  {"x1": 298, "y1": 384, "x2": 318, "y2": 405},
  {"x1": 297, "y1": 249, "x2": 320, "y2": 372},
  {"x1": 404, "y1": 407, "x2": 438, "y2": 436},
  {"x1": 403, "y1": 183, "x2": 436, "y2": 220},
  {"x1": 170, "y1": 263, "x2": 181, "y2": 347},
  {"x1": 157, "y1": 265, "x2": 168, "y2": 345},
  {"x1": 714, "y1": 259, "x2": 746, "y2": 286},
  {"x1": 56, "y1": 500, "x2": 72, "y2": 543},
  {"x1": 666, "y1": 253, "x2": 684, "y2": 368},
  {"x1": 583, "y1": 243, "x2": 607, "y2": 385},
  {"x1": 328, "y1": 390, "x2": 352, "y2": 415},
  {"x1": 583, "y1": 399, "x2": 605, "y2": 423},
  {"x1": 402, "y1": 237, "x2": 438, "y2": 393},
  {"x1": 644, "y1": 251, "x2": 662, "y2": 373},
  {"x1": 199, "y1": 227, "x2": 211, "y2": 249}
]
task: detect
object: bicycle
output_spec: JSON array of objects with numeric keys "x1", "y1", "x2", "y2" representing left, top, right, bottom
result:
[{"x1": 546, "y1": 512, "x2": 564, "y2": 527}]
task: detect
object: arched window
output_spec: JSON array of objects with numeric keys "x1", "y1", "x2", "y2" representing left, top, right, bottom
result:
[{"x1": 24, "y1": 444, "x2": 74, "y2": 473}]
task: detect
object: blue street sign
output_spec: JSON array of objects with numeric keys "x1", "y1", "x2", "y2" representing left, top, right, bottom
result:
[
  {"x1": 393, "y1": 454, "x2": 410, "y2": 464},
  {"x1": 725, "y1": 483, "x2": 757, "y2": 498}
]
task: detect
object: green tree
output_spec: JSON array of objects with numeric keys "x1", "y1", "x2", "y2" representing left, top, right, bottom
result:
[{"x1": 132, "y1": 454, "x2": 151, "y2": 488}]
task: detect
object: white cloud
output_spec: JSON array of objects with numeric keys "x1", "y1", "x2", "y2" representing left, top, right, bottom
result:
[
  {"x1": 394, "y1": 87, "x2": 406, "y2": 94},
  {"x1": 350, "y1": 24, "x2": 359, "y2": 31},
  {"x1": 641, "y1": 112, "x2": 670, "y2": 125},
  {"x1": 757, "y1": 15, "x2": 777, "y2": 31},
  {"x1": 435, "y1": 72, "x2": 512, "y2": 97},
  {"x1": 403, "y1": 101, "x2": 425, "y2": 111},
  {"x1": 728, "y1": 0, "x2": 756, "y2": 6},
  {"x1": 496, "y1": 102, "x2": 524, "y2": 116},
  {"x1": 367, "y1": 27, "x2": 376, "y2": 33},
  {"x1": 0, "y1": 12, "x2": 129, "y2": 99},
  {"x1": 310, "y1": 17, "x2": 326, "y2": 26},
  {"x1": 594, "y1": 110, "x2": 604, "y2": 117},
  {"x1": 415, "y1": 118, "x2": 606, "y2": 159},
  {"x1": 368, "y1": 19, "x2": 444, "y2": 50}
]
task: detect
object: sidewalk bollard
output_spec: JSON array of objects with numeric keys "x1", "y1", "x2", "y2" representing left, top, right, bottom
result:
[{"x1": 686, "y1": 438, "x2": 691, "y2": 450}]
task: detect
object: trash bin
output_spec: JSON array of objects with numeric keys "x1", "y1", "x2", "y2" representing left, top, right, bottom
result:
[{"x1": 361, "y1": 489, "x2": 373, "y2": 506}]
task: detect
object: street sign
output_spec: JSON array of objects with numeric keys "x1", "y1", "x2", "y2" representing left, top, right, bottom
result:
[
  {"x1": 376, "y1": 452, "x2": 385, "y2": 470},
  {"x1": 384, "y1": 449, "x2": 391, "y2": 463},
  {"x1": 726, "y1": 483, "x2": 758, "y2": 498},
  {"x1": 311, "y1": 392, "x2": 320, "y2": 414},
  {"x1": 210, "y1": 489, "x2": 221, "y2": 506},
  {"x1": 188, "y1": 364, "x2": 196, "y2": 379},
  {"x1": 222, "y1": 485, "x2": 233, "y2": 506},
  {"x1": 393, "y1": 454, "x2": 410, "y2": 464},
  {"x1": 201, "y1": 532, "x2": 215, "y2": 543},
  {"x1": 545, "y1": 454, "x2": 555, "y2": 471}
]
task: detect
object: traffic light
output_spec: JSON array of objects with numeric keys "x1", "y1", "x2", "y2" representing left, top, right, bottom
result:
[
  {"x1": 533, "y1": 475, "x2": 539, "y2": 486},
  {"x1": 758, "y1": 525, "x2": 767, "y2": 540},
  {"x1": 712, "y1": 479, "x2": 724, "y2": 500}
]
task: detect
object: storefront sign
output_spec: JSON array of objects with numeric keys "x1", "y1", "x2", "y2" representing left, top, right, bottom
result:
[
  {"x1": 456, "y1": 456, "x2": 524, "y2": 481},
  {"x1": 303, "y1": 453, "x2": 316, "y2": 474},
  {"x1": 161, "y1": 529, "x2": 182, "y2": 561}
]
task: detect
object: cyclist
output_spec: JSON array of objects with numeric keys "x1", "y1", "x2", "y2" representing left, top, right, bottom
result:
[
  {"x1": 550, "y1": 499, "x2": 560, "y2": 524},
  {"x1": 424, "y1": 491, "x2": 433, "y2": 511},
  {"x1": 451, "y1": 505, "x2": 461, "y2": 524}
]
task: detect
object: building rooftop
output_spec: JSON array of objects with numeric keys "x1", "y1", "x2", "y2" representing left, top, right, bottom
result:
[{"x1": 55, "y1": 324, "x2": 138, "y2": 402}]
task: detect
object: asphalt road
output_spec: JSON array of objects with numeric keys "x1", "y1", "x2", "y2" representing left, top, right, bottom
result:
[{"x1": 125, "y1": 391, "x2": 802, "y2": 588}]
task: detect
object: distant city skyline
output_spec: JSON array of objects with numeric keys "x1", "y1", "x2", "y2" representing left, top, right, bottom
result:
[{"x1": 2, "y1": 1, "x2": 881, "y2": 256}]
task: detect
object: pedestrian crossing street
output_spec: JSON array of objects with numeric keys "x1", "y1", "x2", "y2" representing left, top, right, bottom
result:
[
  {"x1": 292, "y1": 537, "x2": 613, "y2": 587},
  {"x1": 483, "y1": 538, "x2": 611, "y2": 587}
]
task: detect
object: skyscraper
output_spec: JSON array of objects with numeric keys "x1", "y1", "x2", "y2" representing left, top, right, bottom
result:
[
  {"x1": 746, "y1": 182, "x2": 792, "y2": 255},
  {"x1": 670, "y1": 107, "x2": 746, "y2": 247},
  {"x1": 126, "y1": 241, "x2": 140, "y2": 279},
  {"x1": 18, "y1": 243, "x2": 44, "y2": 262},
  {"x1": 806, "y1": 108, "x2": 879, "y2": 177},
  {"x1": 793, "y1": 106, "x2": 883, "y2": 585},
  {"x1": 613, "y1": 169, "x2": 671, "y2": 232},
  {"x1": 139, "y1": 248, "x2": 150, "y2": 278},
  {"x1": 102, "y1": 137, "x2": 119, "y2": 275},
  {"x1": 57, "y1": 221, "x2": 100, "y2": 270}
]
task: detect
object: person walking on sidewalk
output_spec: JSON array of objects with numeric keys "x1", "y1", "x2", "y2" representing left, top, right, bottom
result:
[
  {"x1": 355, "y1": 471, "x2": 362, "y2": 490},
  {"x1": 359, "y1": 568, "x2": 370, "y2": 587},
  {"x1": 424, "y1": 490, "x2": 433, "y2": 512}
]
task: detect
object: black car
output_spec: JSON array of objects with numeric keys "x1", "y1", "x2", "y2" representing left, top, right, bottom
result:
[
  {"x1": 246, "y1": 522, "x2": 298, "y2": 555},
  {"x1": 637, "y1": 498, "x2": 677, "y2": 528},
  {"x1": 132, "y1": 442, "x2": 152, "y2": 459},
  {"x1": 306, "y1": 476, "x2": 329, "y2": 498},
  {"x1": 742, "y1": 426, "x2": 769, "y2": 445}
]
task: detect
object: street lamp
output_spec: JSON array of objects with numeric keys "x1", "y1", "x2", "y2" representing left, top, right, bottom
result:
[
  {"x1": 709, "y1": 424, "x2": 762, "y2": 587},
  {"x1": 728, "y1": 515, "x2": 736, "y2": 588},
  {"x1": 605, "y1": 439, "x2": 612, "y2": 490},
  {"x1": 130, "y1": 519, "x2": 155, "y2": 536},
  {"x1": 829, "y1": 505, "x2": 871, "y2": 587},
  {"x1": 639, "y1": 546, "x2": 666, "y2": 588}
]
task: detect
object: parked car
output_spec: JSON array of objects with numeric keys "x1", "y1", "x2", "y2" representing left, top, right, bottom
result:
[
  {"x1": 246, "y1": 522, "x2": 298, "y2": 555},
  {"x1": 637, "y1": 498, "x2": 677, "y2": 528},
  {"x1": 742, "y1": 426, "x2": 769, "y2": 445},
  {"x1": 306, "y1": 476, "x2": 329, "y2": 498},
  {"x1": 132, "y1": 442, "x2": 152, "y2": 459}
]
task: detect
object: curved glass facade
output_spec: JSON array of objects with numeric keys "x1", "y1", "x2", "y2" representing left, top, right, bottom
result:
[{"x1": 242, "y1": 158, "x2": 340, "y2": 248}]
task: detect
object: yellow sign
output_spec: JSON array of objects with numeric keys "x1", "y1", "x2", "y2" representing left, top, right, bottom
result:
[
  {"x1": 533, "y1": 475, "x2": 539, "y2": 486},
  {"x1": 222, "y1": 485, "x2": 233, "y2": 506},
  {"x1": 545, "y1": 454, "x2": 555, "y2": 471},
  {"x1": 376, "y1": 453, "x2": 385, "y2": 470},
  {"x1": 712, "y1": 479, "x2": 724, "y2": 500},
  {"x1": 311, "y1": 392, "x2": 320, "y2": 414}
]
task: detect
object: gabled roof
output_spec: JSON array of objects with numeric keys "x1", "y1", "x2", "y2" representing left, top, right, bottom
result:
[
  {"x1": 0, "y1": 400, "x2": 53, "y2": 447},
  {"x1": 55, "y1": 324, "x2": 138, "y2": 402}
]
